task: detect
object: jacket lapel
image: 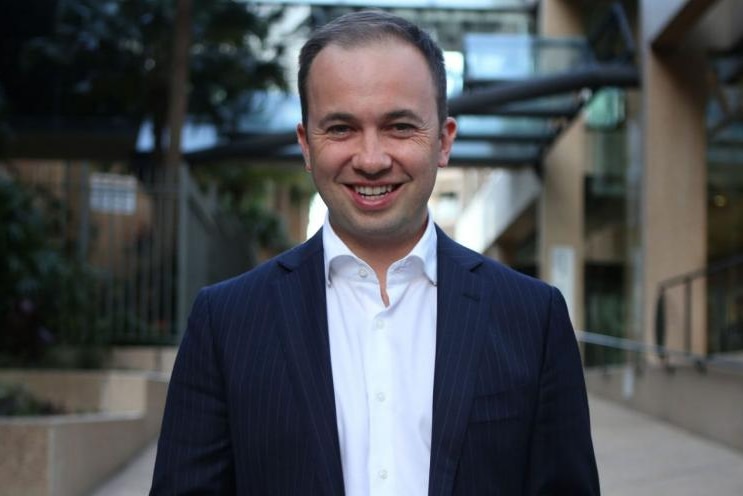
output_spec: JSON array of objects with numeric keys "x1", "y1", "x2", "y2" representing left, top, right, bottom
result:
[
  {"x1": 270, "y1": 228, "x2": 489, "y2": 496},
  {"x1": 429, "y1": 230, "x2": 490, "y2": 496},
  {"x1": 273, "y1": 231, "x2": 345, "y2": 496}
]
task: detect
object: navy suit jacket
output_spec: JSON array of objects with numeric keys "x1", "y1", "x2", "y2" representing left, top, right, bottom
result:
[{"x1": 151, "y1": 227, "x2": 599, "y2": 495}]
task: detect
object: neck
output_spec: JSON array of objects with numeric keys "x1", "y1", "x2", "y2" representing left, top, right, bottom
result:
[{"x1": 332, "y1": 219, "x2": 428, "y2": 301}]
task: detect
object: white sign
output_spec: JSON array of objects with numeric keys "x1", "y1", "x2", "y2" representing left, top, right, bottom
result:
[
  {"x1": 550, "y1": 245, "x2": 575, "y2": 324},
  {"x1": 90, "y1": 173, "x2": 137, "y2": 215}
]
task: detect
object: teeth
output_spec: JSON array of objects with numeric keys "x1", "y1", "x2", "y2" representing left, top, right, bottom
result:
[{"x1": 355, "y1": 185, "x2": 394, "y2": 196}]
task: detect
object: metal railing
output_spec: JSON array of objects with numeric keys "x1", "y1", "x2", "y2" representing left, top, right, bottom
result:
[
  {"x1": 656, "y1": 253, "x2": 743, "y2": 358},
  {"x1": 6, "y1": 161, "x2": 253, "y2": 348},
  {"x1": 579, "y1": 253, "x2": 743, "y2": 374},
  {"x1": 577, "y1": 330, "x2": 743, "y2": 374}
]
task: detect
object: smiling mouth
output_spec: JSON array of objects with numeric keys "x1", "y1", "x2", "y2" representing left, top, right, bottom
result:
[{"x1": 353, "y1": 184, "x2": 397, "y2": 200}]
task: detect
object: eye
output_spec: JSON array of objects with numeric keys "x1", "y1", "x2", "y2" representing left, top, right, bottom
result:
[
  {"x1": 326, "y1": 124, "x2": 352, "y2": 137},
  {"x1": 389, "y1": 122, "x2": 417, "y2": 137},
  {"x1": 389, "y1": 122, "x2": 416, "y2": 138},
  {"x1": 392, "y1": 123, "x2": 413, "y2": 131}
]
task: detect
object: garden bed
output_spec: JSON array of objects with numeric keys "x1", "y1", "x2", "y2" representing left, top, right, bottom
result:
[{"x1": 0, "y1": 369, "x2": 168, "y2": 496}]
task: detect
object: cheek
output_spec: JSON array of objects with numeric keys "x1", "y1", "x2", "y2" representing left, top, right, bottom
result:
[
  {"x1": 399, "y1": 147, "x2": 441, "y2": 176},
  {"x1": 309, "y1": 141, "x2": 350, "y2": 170}
]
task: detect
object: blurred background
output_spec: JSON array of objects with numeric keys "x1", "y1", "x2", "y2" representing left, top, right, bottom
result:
[{"x1": 1, "y1": 1, "x2": 742, "y2": 495}]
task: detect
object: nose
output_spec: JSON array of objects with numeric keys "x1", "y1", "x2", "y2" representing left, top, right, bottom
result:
[{"x1": 352, "y1": 131, "x2": 392, "y2": 175}]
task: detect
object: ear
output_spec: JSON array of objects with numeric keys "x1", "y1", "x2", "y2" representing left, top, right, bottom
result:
[
  {"x1": 437, "y1": 117, "x2": 457, "y2": 168},
  {"x1": 296, "y1": 123, "x2": 312, "y2": 171}
]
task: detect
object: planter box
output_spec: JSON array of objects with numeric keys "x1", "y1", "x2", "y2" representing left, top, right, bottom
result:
[
  {"x1": 109, "y1": 346, "x2": 178, "y2": 375},
  {"x1": 0, "y1": 370, "x2": 168, "y2": 496}
]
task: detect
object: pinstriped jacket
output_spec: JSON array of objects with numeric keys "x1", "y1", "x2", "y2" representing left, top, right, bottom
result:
[{"x1": 151, "y1": 227, "x2": 600, "y2": 495}]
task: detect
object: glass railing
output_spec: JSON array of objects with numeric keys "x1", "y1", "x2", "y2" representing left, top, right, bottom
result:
[
  {"x1": 456, "y1": 115, "x2": 555, "y2": 138},
  {"x1": 450, "y1": 141, "x2": 540, "y2": 164},
  {"x1": 462, "y1": 34, "x2": 592, "y2": 84},
  {"x1": 236, "y1": 91, "x2": 302, "y2": 135}
]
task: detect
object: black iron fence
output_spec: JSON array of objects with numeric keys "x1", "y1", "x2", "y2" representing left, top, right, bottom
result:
[{"x1": 3, "y1": 161, "x2": 253, "y2": 351}]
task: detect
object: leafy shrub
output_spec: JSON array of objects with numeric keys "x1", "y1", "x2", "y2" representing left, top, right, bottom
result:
[
  {"x1": 0, "y1": 382, "x2": 65, "y2": 416},
  {"x1": 0, "y1": 177, "x2": 101, "y2": 366}
]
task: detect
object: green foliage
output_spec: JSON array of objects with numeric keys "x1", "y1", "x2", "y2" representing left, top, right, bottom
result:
[
  {"x1": 0, "y1": 90, "x2": 8, "y2": 159},
  {"x1": 14, "y1": 0, "x2": 289, "y2": 139},
  {"x1": 0, "y1": 382, "x2": 66, "y2": 416},
  {"x1": 194, "y1": 165, "x2": 316, "y2": 255},
  {"x1": 0, "y1": 178, "x2": 101, "y2": 365}
]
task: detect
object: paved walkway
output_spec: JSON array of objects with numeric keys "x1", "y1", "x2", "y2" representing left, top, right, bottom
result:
[
  {"x1": 91, "y1": 395, "x2": 743, "y2": 495},
  {"x1": 90, "y1": 441, "x2": 157, "y2": 496},
  {"x1": 590, "y1": 396, "x2": 743, "y2": 495}
]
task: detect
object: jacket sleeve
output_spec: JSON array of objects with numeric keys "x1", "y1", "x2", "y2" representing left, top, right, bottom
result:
[
  {"x1": 150, "y1": 288, "x2": 236, "y2": 495},
  {"x1": 526, "y1": 287, "x2": 601, "y2": 495}
]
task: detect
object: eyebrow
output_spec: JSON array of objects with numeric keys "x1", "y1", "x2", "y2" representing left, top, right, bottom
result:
[
  {"x1": 316, "y1": 109, "x2": 425, "y2": 129},
  {"x1": 383, "y1": 109, "x2": 425, "y2": 124},
  {"x1": 317, "y1": 112, "x2": 356, "y2": 129}
]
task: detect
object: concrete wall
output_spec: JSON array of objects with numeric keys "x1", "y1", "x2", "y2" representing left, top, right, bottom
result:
[
  {"x1": 0, "y1": 424, "x2": 49, "y2": 496},
  {"x1": 109, "y1": 346, "x2": 178, "y2": 376},
  {"x1": 0, "y1": 371, "x2": 168, "y2": 496},
  {"x1": 586, "y1": 364, "x2": 743, "y2": 453},
  {"x1": 0, "y1": 370, "x2": 147, "y2": 413}
]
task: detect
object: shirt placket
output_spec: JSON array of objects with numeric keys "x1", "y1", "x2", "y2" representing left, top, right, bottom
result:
[{"x1": 366, "y1": 305, "x2": 396, "y2": 496}]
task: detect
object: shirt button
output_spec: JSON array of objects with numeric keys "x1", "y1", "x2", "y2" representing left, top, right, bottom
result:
[
  {"x1": 359, "y1": 267, "x2": 368, "y2": 278},
  {"x1": 376, "y1": 392, "x2": 386, "y2": 402},
  {"x1": 378, "y1": 469, "x2": 388, "y2": 480},
  {"x1": 375, "y1": 319, "x2": 385, "y2": 330}
]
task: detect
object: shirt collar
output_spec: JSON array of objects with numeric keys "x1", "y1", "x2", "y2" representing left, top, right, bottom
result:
[{"x1": 322, "y1": 213, "x2": 438, "y2": 287}]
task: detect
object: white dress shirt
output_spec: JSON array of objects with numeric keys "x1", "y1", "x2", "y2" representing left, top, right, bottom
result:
[{"x1": 323, "y1": 215, "x2": 438, "y2": 496}]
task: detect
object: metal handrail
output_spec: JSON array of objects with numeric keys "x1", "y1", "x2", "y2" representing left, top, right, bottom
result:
[
  {"x1": 577, "y1": 330, "x2": 743, "y2": 374},
  {"x1": 658, "y1": 253, "x2": 743, "y2": 290},
  {"x1": 655, "y1": 252, "x2": 743, "y2": 357}
]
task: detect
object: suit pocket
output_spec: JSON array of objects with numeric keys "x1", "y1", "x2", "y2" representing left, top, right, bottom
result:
[{"x1": 468, "y1": 385, "x2": 533, "y2": 423}]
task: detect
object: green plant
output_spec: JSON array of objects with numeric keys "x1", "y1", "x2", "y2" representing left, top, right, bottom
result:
[
  {"x1": 0, "y1": 382, "x2": 65, "y2": 416},
  {"x1": 12, "y1": 0, "x2": 289, "y2": 160},
  {"x1": 194, "y1": 165, "x2": 315, "y2": 257},
  {"x1": 0, "y1": 178, "x2": 101, "y2": 365}
]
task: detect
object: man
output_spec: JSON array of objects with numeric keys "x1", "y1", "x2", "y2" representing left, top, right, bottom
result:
[{"x1": 151, "y1": 10, "x2": 599, "y2": 496}]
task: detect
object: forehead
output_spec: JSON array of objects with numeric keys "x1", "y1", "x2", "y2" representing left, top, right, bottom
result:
[
  {"x1": 320, "y1": 36, "x2": 431, "y2": 73},
  {"x1": 306, "y1": 38, "x2": 435, "y2": 94}
]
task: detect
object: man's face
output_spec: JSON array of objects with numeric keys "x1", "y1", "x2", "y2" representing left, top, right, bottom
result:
[{"x1": 297, "y1": 39, "x2": 457, "y2": 251}]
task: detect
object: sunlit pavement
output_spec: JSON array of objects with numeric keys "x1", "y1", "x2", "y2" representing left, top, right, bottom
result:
[
  {"x1": 90, "y1": 395, "x2": 743, "y2": 495},
  {"x1": 89, "y1": 441, "x2": 157, "y2": 496},
  {"x1": 590, "y1": 396, "x2": 743, "y2": 496}
]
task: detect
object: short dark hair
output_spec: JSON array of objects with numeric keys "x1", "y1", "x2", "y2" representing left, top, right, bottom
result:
[{"x1": 298, "y1": 10, "x2": 448, "y2": 128}]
